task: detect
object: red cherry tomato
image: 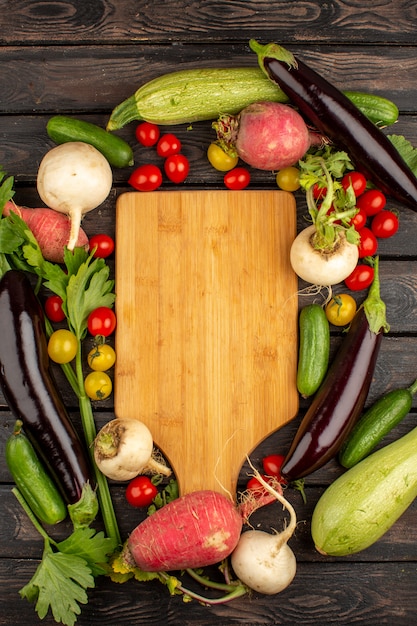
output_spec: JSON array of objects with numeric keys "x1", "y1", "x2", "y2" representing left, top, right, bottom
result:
[
  {"x1": 87, "y1": 307, "x2": 117, "y2": 337},
  {"x1": 312, "y1": 183, "x2": 327, "y2": 199},
  {"x1": 358, "y1": 227, "x2": 378, "y2": 258},
  {"x1": 262, "y1": 454, "x2": 287, "y2": 484},
  {"x1": 164, "y1": 153, "x2": 190, "y2": 184},
  {"x1": 89, "y1": 234, "x2": 115, "y2": 259},
  {"x1": 371, "y1": 210, "x2": 399, "y2": 239},
  {"x1": 44, "y1": 295, "x2": 66, "y2": 322},
  {"x1": 246, "y1": 475, "x2": 272, "y2": 494},
  {"x1": 126, "y1": 476, "x2": 158, "y2": 507},
  {"x1": 156, "y1": 133, "x2": 182, "y2": 158},
  {"x1": 344, "y1": 264, "x2": 375, "y2": 291},
  {"x1": 128, "y1": 164, "x2": 163, "y2": 192},
  {"x1": 351, "y1": 207, "x2": 367, "y2": 231},
  {"x1": 135, "y1": 122, "x2": 160, "y2": 147},
  {"x1": 356, "y1": 189, "x2": 386, "y2": 216},
  {"x1": 341, "y1": 171, "x2": 367, "y2": 197},
  {"x1": 224, "y1": 167, "x2": 251, "y2": 190}
]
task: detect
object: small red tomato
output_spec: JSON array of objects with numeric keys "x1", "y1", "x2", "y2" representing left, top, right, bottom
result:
[
  {"x1": 312, "y1": 183, "x2": 327, "y2": 199},
  {"x1": 44, "y1": 295, "x2": 66, "y2": 322},
  {"x1": 135, "y1": 121, "x2": 160, "y2": 147},
  {"x1": 358, "y1": 227, "x2": 378, "y2": 258},
  {"x1": 341, "y1": 171, "x2": 367, "y2": 197},
  {"x1": 351, "y1": 207, "x2": 367, "y2": 231},
  {"x1": 126, "y1": 476, "x2": 158, "y2": 507},
  {"x1": 87, "y1": 307, "x2": 117, "y2": 337},
  {"x1": 89, "y1": 234, "x2": 115, "y2": 259},
  {"x1": 356, "y1": 189, "x2": 386, "y2": 216},
  {"x1": 262, "y1": 454, "x2": 287, "y2": 483},
  {"x1": 371, "y1": 210, "x2": 399, "y2": 239},
  {"x1": 224, "y1": 167, "x2": 251, "y2": 190},
  {"x1": 246, "y1": 475, "x2": 272, "y2": 494},
  {"x1": 157, "y1": 133, "x2": 182, "y2": 158},
  {"x1": 128, "y1": 164, "x2": 163, "y2": 192},
  {"x1": 164, "y1": 153, "x2": 190, "y2": 184},
  {"x1": 344, "y1": 264, "x2": 375, "y2": 291}
]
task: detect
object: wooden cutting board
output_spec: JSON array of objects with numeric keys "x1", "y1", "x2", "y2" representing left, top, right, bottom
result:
[{"x1": 114, "y1": 190, "x2": 299, "y2": 496}]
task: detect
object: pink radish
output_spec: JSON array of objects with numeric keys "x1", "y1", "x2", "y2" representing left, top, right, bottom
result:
[
  {"x1": 126, "y1": 490, "x2": 243, "y2": 571},
  {"x1": 3, "y1": 200, "x2": 89, "y2": 263},
  {"x1": 214, "y1": 101, "x2": 322, "y2": 171}
]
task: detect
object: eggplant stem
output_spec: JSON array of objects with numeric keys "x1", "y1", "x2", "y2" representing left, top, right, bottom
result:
[{"x1": 362, "y1": 256, "x2": 389, "y2": 335}]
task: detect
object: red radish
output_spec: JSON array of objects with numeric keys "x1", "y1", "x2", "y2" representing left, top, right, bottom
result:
[
  {"x1": 125, "y1": 490, "x2": 243, "y2": 571},
  {"x1": 3, "y1": 200, "x2": 88, "y2": 263},
  {"x1": 213, "y1": 101, "x2": 321, "y2": 171}
]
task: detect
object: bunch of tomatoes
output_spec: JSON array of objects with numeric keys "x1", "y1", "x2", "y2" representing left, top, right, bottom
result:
[{"x1": 45, "y1": 234, "x2": 117, "y2": 401}]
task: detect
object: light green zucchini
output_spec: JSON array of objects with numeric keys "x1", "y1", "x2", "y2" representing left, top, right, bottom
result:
[
  {"x1": 296, "y1": 303, "x2": 330, "y2": 398},
  {"x1": 311, "y1": 424, "x2": 417, "y2": 556},
  {"x1": 107, "y1": 67, "x2": 399, "y2": 130}
]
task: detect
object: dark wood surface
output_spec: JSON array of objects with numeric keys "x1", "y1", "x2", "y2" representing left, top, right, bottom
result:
[{"x1": 1, "y1": 1, "x2": 417, "y2": 624}]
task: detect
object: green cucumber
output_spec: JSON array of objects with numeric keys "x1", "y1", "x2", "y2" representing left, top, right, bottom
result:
[
  {"x1": 47, "y1": 115, "x2": 134, "y2": 168},
  {"x1": 311, "y1": 422, "x2": 417, "y2": 556},
  {"x1": 296, "y1": 303, "x2": 330, "y2": 398},
  {"x1": 339, "y1": 377, "x2": 417, "y2": 468},
  {"x1": 107, "y1": 67, "x2": 399, "y2": 130},
  {"x1": 6, "y1": 420, "x2": 67, "y2": 525},
  {"x1": 343, "y1": 90, "x2": 399, "y2": 128}
]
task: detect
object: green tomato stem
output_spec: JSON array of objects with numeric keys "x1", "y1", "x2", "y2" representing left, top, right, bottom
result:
[{"x1": 75, "y1": 342, "x2": 122, "y2": 546}]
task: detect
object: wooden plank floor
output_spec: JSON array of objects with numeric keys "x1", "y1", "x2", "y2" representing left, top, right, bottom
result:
[{"x1": 0, "y1": 1, "x2": 416, "y2": 624}]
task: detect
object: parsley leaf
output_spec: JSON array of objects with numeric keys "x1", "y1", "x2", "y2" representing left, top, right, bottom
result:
[
  {"x1": 388, "y1": 134, "x2": 417, "y2": 176},
  {"x1": 57, "y1": 528, "x2": 117, "y2": 577}
]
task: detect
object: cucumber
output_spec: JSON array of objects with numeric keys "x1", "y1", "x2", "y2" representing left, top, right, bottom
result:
[
  {"x1": 296, "y1": 303, "x2": 330, "y2": 398},
  {"x1": 107, "y1": 67, "x2": 399, "y2": 130},
  {"x1": 311, "y1": 422, "x2": 417, "y2": 556},
  {"x1": 343, "y1": 90, "x2": 399, "y2": 127},
  {"x1": 339, "y1": 377, "x2": 417, "y2": 468},
  {"x1": 6, "y1": 420, "x2": 67, "y2": 525},
  {"x1": 47, "y1": 115, "x2": 134, "y2": 168}
]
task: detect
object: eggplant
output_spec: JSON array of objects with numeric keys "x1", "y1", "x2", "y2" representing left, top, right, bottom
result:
[
  {"x1": 281, "y1": 258, "x2": 388, "y2": 481},
  {"x1": 250, "y1": 40, "x2": 417, "y2": 212},
  {"x1": 0, "y1": 269, "x2": 92, "y2": 503}
]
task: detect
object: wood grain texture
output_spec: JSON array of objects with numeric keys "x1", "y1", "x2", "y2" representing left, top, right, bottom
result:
[{"x1": 115, "y1": 190, "x2": 298, "y2": 494}]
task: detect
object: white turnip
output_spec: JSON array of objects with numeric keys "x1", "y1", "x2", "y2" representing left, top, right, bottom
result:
[
  {"x1": 37, "y1": 142, "x2": 113, "y2": 252},
  {"x1": 3, "y1": 200, "x2": 89, "y2": 263},
  {"x1": 94, "y1": 418, "x2": 171, "y2": 481},
  {"x1": 231, "y1": 474, "x2": 297, "y2": 595},
  {"x1": 213, "y1": 101, "x2": 320, "y2": 171}
]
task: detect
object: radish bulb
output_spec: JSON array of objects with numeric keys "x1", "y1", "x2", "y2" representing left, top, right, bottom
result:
[
  {"x1": 290, "y1": 151, "x2": 360, "y2": 286},
  {"x1": 213, "y1": 101, "x2": 320, "y2": 171},
  {"x1": 94, "y1": 418, "x2": 171, "y2": 481},
  {"x1": 37, "y1": 142, "x2": 113, "y2": 251},
  {"x1": 231, "y1": 473, "x2": 297, "y2": 595}
]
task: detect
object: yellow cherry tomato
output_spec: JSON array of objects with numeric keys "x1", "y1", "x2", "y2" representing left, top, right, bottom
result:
[
  {"x1": 87, "y1": 344, "x2": 116, "y2": 372},
  {"x1": 207, "y1": 142, "x2": 238, "y2": 171},
  {"x1": 276, "y1": 166, "x2": 300, "y2": 192},
  {"x1": 47, "y1": 329, "x2": 78, "y2": 364},
  {"x1": 325, "y1": 294, "x2": 357, "y2": 327},
  {"x1": 84, "y1": 371, "x2": 112, "y2": 400}
]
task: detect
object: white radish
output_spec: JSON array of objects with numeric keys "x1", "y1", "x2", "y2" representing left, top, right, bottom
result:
[
  {"x1": 94, "y1": 418, "x2": 171, "y2": 481},
  {"x1": 37, "y1": 142, "x2": 113, "y2": 251},
  {"x1": 290, "y1": 223, "x2": 359, "y2": 286},
  {"x1": 231, "y1": 473, "x2": 297, "y2": 595}
]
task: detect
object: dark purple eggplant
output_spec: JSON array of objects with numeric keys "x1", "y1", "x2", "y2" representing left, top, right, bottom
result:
[
  {"x1": 281, "y1": 257, "x2": 388, "y2": 481},
  {"x1": 0, "y1": 269, "x2": 92, "y2": 503},
  {"x1": 250, "y1": 40, "x2": 417, "y2": 212}
]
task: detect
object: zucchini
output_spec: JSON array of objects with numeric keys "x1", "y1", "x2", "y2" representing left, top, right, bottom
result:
[
  {"x1": 311, "y1": 423, "x2": 417, "y2": 555},
  {"x1": 107, "y1": 67, "x2": 399, "y2": 130},
  {"x1": 6, "y1": 420, "x2": 67, "y2": 525},
  {"x1": 339, "y1": 377, "x2": 417, "y2": 468},
  {"x1": 296, "y1": 303, "x2": 330, "y2": 398},
  {"x1": 47, "y1": 115, "x2": 134, "y2": 168}
]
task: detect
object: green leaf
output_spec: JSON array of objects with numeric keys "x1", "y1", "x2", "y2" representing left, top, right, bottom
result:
[
  {"x1": 19, "y1": 541, "x2": 94, "y2": 626},
  {"x1": 388, "y1": 134, "x2": 417, "y2": 176},
  {"x1": 57, "y1": 527, "x2": 117, "y2": 577}
]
